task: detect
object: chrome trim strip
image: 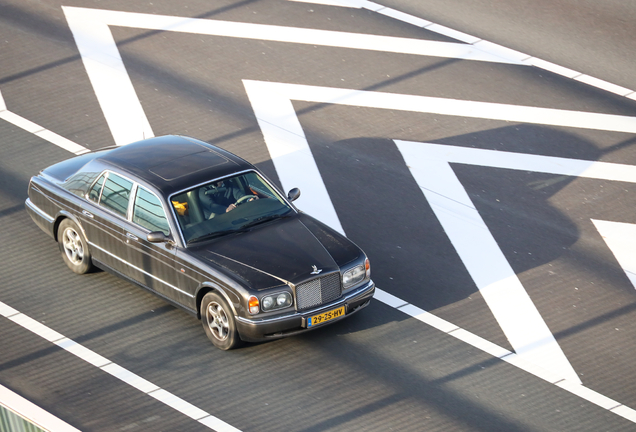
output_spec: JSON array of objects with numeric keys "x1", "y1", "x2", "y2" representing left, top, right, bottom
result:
[
  {"x1": 25, "y1": 198, "x2": 54, "y2": 223},
  {"x1": 236, "y1": 280, "x2": 374, "y2": 324},
  {"x1": 88, "y1": 241, "x2": 194, "y2": 298}
]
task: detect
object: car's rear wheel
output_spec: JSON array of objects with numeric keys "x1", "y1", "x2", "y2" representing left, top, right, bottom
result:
[
  {"x1": 58, "y1": 219, "x2": 93, "y2": 274},
  {"x1": 201, "y1": 292, "x2": 241, "y2": 350}
]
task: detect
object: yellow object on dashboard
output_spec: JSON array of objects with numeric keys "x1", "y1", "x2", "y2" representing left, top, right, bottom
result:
[{"x1": 172, "y1": 200, "x2": 188, "y2": 216}]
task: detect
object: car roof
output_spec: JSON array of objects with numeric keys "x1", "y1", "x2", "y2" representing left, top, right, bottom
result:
[{"x1": 96, "y1": 135, "x2": 254, "y2": 196}]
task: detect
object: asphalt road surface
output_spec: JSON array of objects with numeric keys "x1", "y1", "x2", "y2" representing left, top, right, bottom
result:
[{"x1": 1, "y1": 0, "x2": 636, "y2": 431}]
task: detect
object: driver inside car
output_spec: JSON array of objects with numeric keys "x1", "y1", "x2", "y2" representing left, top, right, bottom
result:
[{"x1": 199, "y1": 180, "x2": 256, "y2": 219}]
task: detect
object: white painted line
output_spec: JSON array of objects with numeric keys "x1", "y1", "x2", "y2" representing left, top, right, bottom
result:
[
  {"x1": 0, "y1": 89, "x2": 6, "y2": 112},
  {"x1": 373, "y1": 287, "x2": 408, "y2": 308},
  {"x1": 0, "y1": 300, "x2": 241, "y2": 431},
  {"x1": 241, "y1": 80, "x2": 636, "y2": 421},
  {"x1": 472, "y1": 40, "x2": 531, "y2": 63},
  {"x1": 398, "y1": 304, "x2": 460, "y2": 333},
  {"x1": 55, "y1": 338, "x2": 112, "y2": 368},
  {"x1": 0, "y1": 110, "x2": 46, "y2": 134},
  {"x1": 555, "y1": 380, "x2": 621, "y2": 410},
  {"x1": 8, "y1": 313, "x2": 66, "y2": 343},
  {"x1": 396, "y1": 140, "x2": 580, "y2": 383},
  {"x1": 63, "y1": 6, "x2": 154, "y2": 147},
  {"x1": 61, "y1": 6, "x2": 526, "y2": 146},
  {"x1": 147, "y1": 389, "x2": 210, "y2": 421},
  {"x1": 243, "y1": 80, "x2": 345, "y2": 233},
  {"x1": 591, "y1": 220, "x2": 636, "y2": 290},
  {"x1": 611, "y1": 405, "x2": 636, "y2": 423},
  {"x1": 63, "y1": 6, "x2": 523, "y2": 65},
  {"x1": 526, "y1": 57, "x2": 580, "y2": 79},
  {"x1": 241, "y1": 80, "x2": 636, "y2": 384},
  {"x1": 448, "y1": 328, "x2": 512, "y2": 359},
  {"x1": 424, "y1": 23, "x2": 481, "y2": 44},
  {"x1": 243, "y1": 80, "x2": 636, "y2": 232},
  {"x1": 0, "y1": 384, "x2": 82, "y2": 432},
  {"x1": 501, "y1": 352, "x2": 569, "y2": 384},
  {"x1": 101, "y1": 363, "x2": 161, "y2": 394},
  {"x1": 0, "y1": 301, "x2": 19, "y2": 318},
  {"x1": 574, "y1": 75, "x2": 634, "y2": 97},
  {"x1": 287, "y1": 0, "x2": 364, "y2": 6},
  {"x1": 288, "y1": 0, "x2": 636, "y2": 100},
  {"x1": 0, "y1": 109, "x2": 89, "y2": 155},
  {"x1": 243, "y1": 81, "x2": 636, "y2": 134},
  {"x1": 398, "y1": 142, "x2": 636, "y2": 184},
  {"x1": 35, "y1": 130, "x2": 91, "y2": 155},
  {"x1": 373, "y1": 291, "x2": 636, "y2": 421},
  {"x1": 63, "y1": 8, "x2": 522, "y2": 62},
  {"x1": 361, "y1": 1, "x2": 386, "y2": 12},
  {"x1": 199, "y1": 415, "x2": 245, "y2": 432},
  {"x1": 375, "y1": 7, "x2": 433, "y2": 27}
]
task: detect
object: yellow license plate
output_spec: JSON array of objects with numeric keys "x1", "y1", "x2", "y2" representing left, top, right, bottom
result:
[{"x1": 308, "y1": 306, "x2": 345, "y2": 327}]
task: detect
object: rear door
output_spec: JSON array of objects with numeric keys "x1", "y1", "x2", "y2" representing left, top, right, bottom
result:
[{"x1": 79, "y1": 171, "x2": 133, "y2": 274}]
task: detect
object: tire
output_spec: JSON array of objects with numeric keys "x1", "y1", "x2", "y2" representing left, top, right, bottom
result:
[
  {"x1": 200, "y1": 292, "x2": 241, "y2": 350},
  {"x1": 57, "y1": 219, "x2": 93, "y2": 275}
]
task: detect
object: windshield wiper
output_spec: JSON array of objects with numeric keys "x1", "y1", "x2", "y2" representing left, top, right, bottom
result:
[
  {"x1": 187, "y1": 228, "x2": 247, "y2": 244},
  {"x1": 239, "y1": 213, "x2": 290, "y2": 230}
]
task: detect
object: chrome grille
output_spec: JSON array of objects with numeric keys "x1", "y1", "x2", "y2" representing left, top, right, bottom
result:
[{"x1": 296, "y1": 273, "x2": 342, "y2": 310}]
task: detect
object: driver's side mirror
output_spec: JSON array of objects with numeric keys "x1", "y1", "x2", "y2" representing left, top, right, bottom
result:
[
  {"x1": 287, "y1": 188, "x2": 301, "y2": 202},
  {"x1": 147, "y1": 231, "x2": 171, "y2": 243}
]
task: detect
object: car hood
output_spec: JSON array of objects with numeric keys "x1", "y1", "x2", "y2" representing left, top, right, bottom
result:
[{"x1": 192, "y1": 217, "x2": 342, "y2": 290}]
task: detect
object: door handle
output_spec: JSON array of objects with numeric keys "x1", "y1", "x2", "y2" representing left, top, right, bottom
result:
[
  {"x1": 82, "y1": 210, "x2": 94, "y2": 218},
  {"x1": 126, "y1": 232, "x2": 139, "y2": 241}
]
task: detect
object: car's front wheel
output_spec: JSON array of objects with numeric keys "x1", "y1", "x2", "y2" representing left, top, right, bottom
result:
[
  {"x1": 58, "y1": 219, "x2": 93, "y2": 274},
  {"x1": 200, "y1": 292, "x2": 241, "y2": 350}
]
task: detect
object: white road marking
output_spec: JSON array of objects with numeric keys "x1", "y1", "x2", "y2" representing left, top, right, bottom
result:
[
  {"x1": 289, "y1": 0, "x2": 636, "y2": 99},
  {"x1": 242, "y1": 79, "x2": 636, "y2": 421},
  {"x1": 396, "y1": 141, "x2": 579, "y2": 383},
  {"x1": 0, "y1": 90, "x2": 89, "y2": 155},
  {"x1": 243, "y1": 79, "x2": 636, "y2": 222},
  {"x1": 0, "y1": 301, "x2": 241, "y2": 432},
  {"x1": 243, "y1": 81, "x2": 636, "y2": 134},
  {"x1": 62, "y1": 6, "x2": 523, "y2": 146},
  {"x1": 592, "y1": 220, "x2": 636, "y2": 290},
  {"x1": 244, "y1": 76, "x2": 583, "y2": 382},
  {"x1": 374, "y1": 288, "x2": 636, "y2": 423},
  {"x1": 0, "y1": 384, "x2": 82, "y2": 432},
  {"x1": 63, "y1": 7, "x2": 154, "y2": 148},
  {"x1": 4, "y1": 2, "x2": 634, "y2": 426}
]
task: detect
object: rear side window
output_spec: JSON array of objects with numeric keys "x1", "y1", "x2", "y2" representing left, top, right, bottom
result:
[
  {"x1": 133, "y1": 187, "x2": 170, "y2": 235},
  {"x1": 64, "y1": 171, "x2": 101, "y2": 197},
  {"x1": 100, "y1": 173, "x2": 133, "y2": 217}
]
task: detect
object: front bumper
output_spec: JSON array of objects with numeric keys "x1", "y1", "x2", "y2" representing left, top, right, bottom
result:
[{"x1": 235, "y1": 280, "x2": 375, "y2": 342}]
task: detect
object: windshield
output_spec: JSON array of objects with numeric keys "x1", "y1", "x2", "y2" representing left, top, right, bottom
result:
[{"x1": 170, "y1": 171, "x2": 294, "y2": 244}]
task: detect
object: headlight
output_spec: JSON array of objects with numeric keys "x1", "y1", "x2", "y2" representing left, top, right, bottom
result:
[
  {"x1": 261, "y1": 292, "x2": 293, "y2": 312},
  {"x1": 343, "y1": 263, "x2": 366, "y2": 288}
]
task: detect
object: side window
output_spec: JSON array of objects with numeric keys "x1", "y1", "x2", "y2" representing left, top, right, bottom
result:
[
  {"x1": 88, "y1": 173, "x2": 106, "y2": 203},
  {"x1": 65, "y1": 171, "x2": 100, "y2": 197},
  {"x1": 133, "y1": 187, "x2": 170, "y2": 235},
  {"x1": 100, "y1": 173, "x2": 133, "y2": 217}
]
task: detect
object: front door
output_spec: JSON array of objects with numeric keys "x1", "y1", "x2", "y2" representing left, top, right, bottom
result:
[{"x1": 122, "y1": 186, "x2": 188, "y2": 306}]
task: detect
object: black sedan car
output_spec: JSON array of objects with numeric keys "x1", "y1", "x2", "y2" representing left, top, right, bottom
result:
[{"x1": 25, "y1": 135, "x2": 374, "y2": 350}]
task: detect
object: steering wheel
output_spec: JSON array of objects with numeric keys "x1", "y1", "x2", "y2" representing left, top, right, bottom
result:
[{"x1": 233, "y1": 194, "x2": 255, "y2": 207}]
